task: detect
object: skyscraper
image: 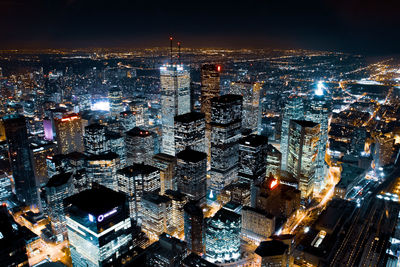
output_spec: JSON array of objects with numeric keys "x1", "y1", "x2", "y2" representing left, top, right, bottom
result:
[
  {"x1": 45, "y1": 172, "x2": 74, "y2": 242},
  {"x1": 184, "y1": 201, "x2": 205, "y2": 255},
  {"x1": 84, "y1": 123, "x2": 108, "y2": 155},
  {"x1": 209, "y1": 94, "x2": 243, "y2": 194},
  {"x1": 153, "y1": 153, "x2": 177, "y2": 194},
  {"x1": 65, "y1": 184, "x2": 133, "y2": 267},
  {"x1": 54, "y1": 113, "x2": 84, "y2": 154},
  {"x1": 108, "y1": 86, "x2": 124, "y2": 118},
  {"x1": 230, "y1": 81, "x2": 262, "y2": 133},
  {"x1": 164, "y1": 189, "x2": 187, "y2": 236},
  {"x1": 86, "y1": 152, "x2": 120, "y2": 191},
  {"x1": 238, "y1": 134, "x2": 268, "y2": 184},
  {"x1": 117, "y1": 164, "x2": 160, "y2": 222},
  {"x1": 125, "y1": 127, "x2": 155, "y2": 165},
  {"x1": 3, "y1": 114, "x2": 39, "y2": 208},
  {"x1": 280, "y1": 96, "x2": 305, "y2": 171},
  {"x1": 201, "y1": 64, "x2": 221, "y2": 162},
  {"x1": 174, "y1": 112, "x2": 205, "y2": 154},
  {"x1": 160, "y1": 64, "x2": 191, "y2": 156},
  {"x1": 266, "y1": 144, "x2": 282, "y2": 177},
  {"x1": 287, "y1": 120, "x2": 320, "y2": 200},
  {"x1": 176, "y1": 148, "x2": 207, "y2": 204}
]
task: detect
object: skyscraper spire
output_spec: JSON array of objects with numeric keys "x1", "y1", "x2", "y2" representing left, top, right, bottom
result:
[{"x1": 177, "y1": 41, "x2": 181, "y2": 64}]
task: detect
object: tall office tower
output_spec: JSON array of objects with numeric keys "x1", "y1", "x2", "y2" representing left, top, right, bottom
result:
[
  {"x1": 108, "y1": 86, "x2": 124, "y2": 118},
  {"x1": 160, "y1": 64, "x2": 191, "y2": 156},
  {"x1": 305, "y1": 83, "x2": 331, "y2": 190},
  {"x1": 54, "y1": 113, "x2": 84, "y2": 154},
  {"x1": 84, "y1": 123, "x2": 108, "y2": 155},
  {"x1": 45, "y1": 172, "x2": 74, "y2": 242},
  {"x1": 287, "y1": 120, "x2": 320, "y2": 201},
  {"x1": 238, "y1": 134, "x2": 268, "y2": 184},
  {"x1": 3, "y1": 115, "x2": 39, "y2": 208},
  {"x1": 280, "y1": 96, "x2": 305, "y2": 171},
  {"x1": 117, "y1": 164, "x2": 160, "y2": 222},
  {"x1": 266, "y1": 144, "x2": 281, "y2": 177},
  {"x1": 201, "y1": 64, "x2": 221, "y2": 162},
  {"x1": 153, "y1": 153, "x2": 177, "y2": 194},
  {"x1": 374, "y1": 133, "x2": 395, "y2": 168},
  {"x1": 205, "y1": 206, "x2": 241, "y2": 263},
  {"x1": 174, "y1": 112, "x2": 205, "y2": 154},
  {"x1": 31, "y1": 139, "x2": 56, "y2": 186},
  {"x1": 129, "y1": 100, "x2": 149, "y2": 127},
  {"x1": 65, "y1": 185, "x2": 133, "y2": 267},
  {"x1": 125, "y1": 127, "x2": 154, "y2": 165},
  {"x1": 0, "y1": 205, "x2": 29, "y2": 267},
  {"x1": 119, "y1": 111, "x2": 136, "y2": 132},
  {"x1": 86, "y1": 152, "x2": 120, "y2": 190},
  {"x1": 141, "y1": 191, "x2": 173, "y2": 241},
  {"x1": 176, "y1": 148, "x2": 207, "y2": 204},
  {"x1": 209, "y1": 95, "x2": 243, "y2": 194},
  {"x1": 0, "y1": 173, "x2": 12, "y2": 204},
  {"x1": 184, "y1": 201, "x2": 205, "y2": 255},
  {"x1": 144, "y1": 233, "x2": 188, "y2": 266},
  {"x1": 230, "y1": 81, "x2": 261, "y2": 133},
  {"x1": 164, "y1": 189, "x2": 187, "y2": 235},
  {"x1": 106, "y1": 130, "x2": 126, "y2": 166}
]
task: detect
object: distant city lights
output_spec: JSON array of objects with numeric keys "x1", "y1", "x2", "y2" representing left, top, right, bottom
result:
[{"x1": 315, "y1": 81, "x2": 325, "y2": 96}]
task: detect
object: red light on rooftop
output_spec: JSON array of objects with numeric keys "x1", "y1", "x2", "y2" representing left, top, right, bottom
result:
[
  {"x1": 217, "y1": 65, "x2": 221, "y2": 72},
  {"x1": 270, "y1": 179, "x2": 278, "y2": 190},
  {"x1": 169, "y1": 36, "x2": 173, "y2": 41}
]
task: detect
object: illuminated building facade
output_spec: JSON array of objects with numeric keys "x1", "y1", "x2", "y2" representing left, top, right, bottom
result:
[
  {"x1": 374, "y1": 133, "x2": 394, "y2": 168},
  {"x1": 31, "y1": 139, "x2": 56, "y2": 186},
  {"x1": 164, "y1": 189, "x2": 188, "y2": 236},
  {"x1": 0, "y1": 173, "x2": 12, "y2": 203},
  {"x1": 3, "y1": 114, "x2": 39, "y2": 208},
  {"x1": 241, "y1": 206, "x2": 275, "y2": 244},
  {"x1": 129, "y1": 100, "x2": 148, "y2": 127},
  {"x1": 119, "y1": 111, "x2": 136, "y2": 132},
  {"x1": 174, "y1": 112, "x2": 205, "y2": 154},
  {"x1": 54, "y1": 113, "x2": 84, "y2": 154},
  {"x1": 176, "y1": 148, "x2": 207, "y2": 203},
  {"x1": 287, "y1": 120, "x2": 320, "y2": 200},
  {"x1": 65, "y1": 185, "x2": 133, "y2": 267},
  {"x1": 205, "y1": 206, "x2": 241, "y2": 263},
  {"x1": 153, "y1": 153, "x2": 177, "y2": 194},
  {"x1": 266, "y1": 144, "x2": 281, "y2": 177},
  {"x1": 238, "y1": 134, "x2": 268, "y2": 184},
  {"x1": 105, "y1": 130, "x2": 126, "y2": 166},
  {"x1": 125, "y1": 127, "x2": 154, "y2": 165},
  {"x1": 45, "y1": 172, "x2": 74, "y2": 242},
  {"x1": 108, "y1": 86, "x2": 124, "y2": 118},
  {"x1": 160, "y1": 64, "x2": 191, "y2": 156},
  {"x1": 184, "y1": 201, "x2": 205, "y2": 255},
  {"x1": 84, "y1": 123, "x2": 108, "y2": 155},
  {"x1": 209, "y1": 94, "x2": 242, "y2": 193},
  {"x1": 201, "y1": 64, "x2": 221, "y2": 163},
  {"x1": 230, "y1": 81, "x2": 261, "y2": 133},
  {"x1": 144, "y1": 233, "x2": 188, "y2": 266},
  {"x1": 141, "y1": 192, "x2": 173, "y2": 241},
  {"x1": 86, "y1": 152, "x2": 120, "y2": 191},
  {"x1": 117, "y1": 164, "x2": 160, "y2": 222},
  {"x1": 280, "y1": 96, "x2": 305, "y2": 171}
]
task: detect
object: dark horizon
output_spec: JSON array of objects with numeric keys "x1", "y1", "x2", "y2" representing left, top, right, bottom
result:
[{"x1": 2, "y1": 0, "x2": 400, "y2": 56}]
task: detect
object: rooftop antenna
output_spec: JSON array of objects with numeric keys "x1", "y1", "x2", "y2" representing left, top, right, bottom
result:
[
  {"x1": 169, "y1": 36, "x2": 173, "y2": 64},
  {"x1": 177, "y1": 41, "x2": 181, "y2": 64}
]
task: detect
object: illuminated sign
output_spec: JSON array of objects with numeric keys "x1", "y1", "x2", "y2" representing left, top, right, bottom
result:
[{"x1": 97, "y1": 208, "x2": 117, "y2": 222}]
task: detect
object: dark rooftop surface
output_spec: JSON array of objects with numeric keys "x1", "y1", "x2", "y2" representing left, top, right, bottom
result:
[
  {"x1": 64, "y1": 184, "x2": 126, "y2": 216},
  {"x1": 183, "y1": 201, "x2": 203, "y2": 217},
  {"x1": 46, "y1": 172, "x2": 72, "y2": 188},
  {"x1": 255, "y1": 240, "x2": 288, "y2": 257},
  {"x1": 175, "y1": 112, "x2": 205, "y2": 123},
  {"x1": 240, "y1": 134, "x2": 268, "y2": 147},
  {"x1": 210, "y1": 94, "x2": 243, "y2": 104},
  {"x1": 117, "y1": 163, "x2": 159, "y2": 176},
  {"x1": 291, "y1": 119, "x2": 319, "y2": 128},
  {"x1": 182, "y1": 253, "x2": 218, "y2": 267},
  {"x1": 126, "y1": 127, "x2": 152, "y2": 137},
  {"x1": 86, "y1": 151, "x2": 119, "y2": 161},
  {"x1": 176, "y1": 148, "x2": 207, "y2": 163},
  {"x1": 142, "y1": 191, "x2": 171, "y2": 205}
]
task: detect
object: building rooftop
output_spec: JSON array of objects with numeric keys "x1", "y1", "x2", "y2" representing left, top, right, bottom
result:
[
  {"x1": 182, "y1": 253, "x2": 218, "y2": 267},
  {"x1": 86, "y1": 151, "x2": 119, "y2": 161},
  {"x1": 142, "y1": 191, "x2": 171, "y2": 205},
  {"x1": 175, "y1": 112, "x2": 205, "y2": 123},
  {"x1": 118, "y1": 163, "x2": 159, "y2": 176},
  {"x1": 210, "y1": 94, "x2": 242, "y2": 104},
  {"x1": 126, "y1": 127, "x2": 152, "y2": 137},
  {"x1": 64, "y1": 184, "x2": 126, "y2": 216},
  {"x1": 46, "y1": 172, "x2": 72, "y2": 188},
  {"x1": 239, "y1": 134, "x2": 268, "y2": 147},
  {"x1": 255, "y1": 240, "x2": 288, "y2": 257},
  {"x1": 291, "y1": 119, "x2": 319, "y2": 128},
  {"x1": 183, "y1": 201, "x2": 203, "y2": 217},
  {"x1": 176, "y1": 148, "x2": 207, "y2": 163}
]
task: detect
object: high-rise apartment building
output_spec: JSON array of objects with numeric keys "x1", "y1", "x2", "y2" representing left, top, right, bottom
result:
[
  {"x1": 3, "y1": 114, "x2": 39, "y2": 208},
  {"x1": 108, "y1": 86, "x2": 124, "y2": 118},
  {"x1": 287, "y1": 120, "x2": 320, "y2": 200},
  {"x1": 230, "y1": 81, "x2": 261, "y2": 133},
  {"x1": 160, "y1": 64, "x2": 191, "y2": 156},
  {"x1": 174, "y1": 112, "x2": 205, "y2": 154},
  {"x1": 54, "y1": 113, "x2": 84, "y2": 154},
  {"x1": 209, "y1": 94, "x2": 243, "y2": 194}
]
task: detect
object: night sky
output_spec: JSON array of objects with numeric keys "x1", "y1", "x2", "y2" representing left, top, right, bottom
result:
[{"x1": 1, "y1": 0, "x2": 400, "y2": 55}]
